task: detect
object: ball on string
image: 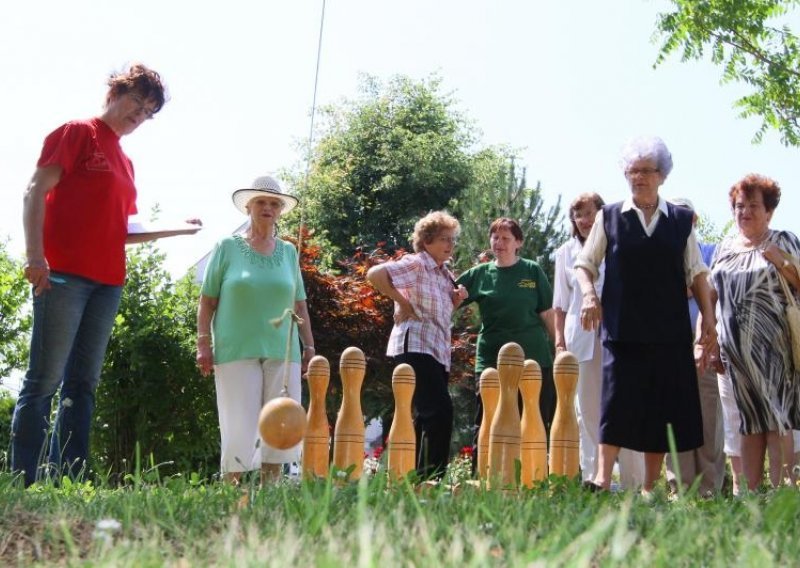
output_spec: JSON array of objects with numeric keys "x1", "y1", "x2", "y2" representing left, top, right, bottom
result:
[{"x1": 258, "y1": 397, "x2": 308, "y2": 450}]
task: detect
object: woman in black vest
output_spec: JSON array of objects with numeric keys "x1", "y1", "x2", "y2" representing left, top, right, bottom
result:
[{"x1": 574, "y1": 136, "x2": 717, "y2": 495}]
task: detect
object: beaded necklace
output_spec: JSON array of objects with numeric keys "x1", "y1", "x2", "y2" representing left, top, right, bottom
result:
[{"x1": 234, "y1": 234, "x2": 285, "y2": 268}]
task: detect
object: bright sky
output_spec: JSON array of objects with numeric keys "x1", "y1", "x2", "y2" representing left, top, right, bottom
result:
[{"x1": 1, "y1": 0, "x2": 799, "y2": 278}]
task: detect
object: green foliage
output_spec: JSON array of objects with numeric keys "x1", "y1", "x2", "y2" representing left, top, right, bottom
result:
[
  {"x1": 296, "y1": 233, "x2": 396, "y2": 423},
  {"x1": 655, "y1": 0, "x2": 800, "y2": 145},
  {"x1": 92, "y1": 244, "x2": 219, "y2": 479},
  {"x1": 451, "y1": 148, "x2": 566, "y2": 280},
  {"x1": 0, "y1": 239, "x2": 31, "y2": 382},
  {"x1": 0, "y1": 391, "x2": 14, "y2": 469},
  {"x1": 287, "y1": 74, "x2": 474, "y2": 260},
  {"x1": 696, "y1": 212, "x2": 736, "y2": 243}
]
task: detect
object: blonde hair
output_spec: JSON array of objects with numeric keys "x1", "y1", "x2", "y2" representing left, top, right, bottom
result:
[{"x1": 412, "y1": 211, "x2": 460, "y2": 253}]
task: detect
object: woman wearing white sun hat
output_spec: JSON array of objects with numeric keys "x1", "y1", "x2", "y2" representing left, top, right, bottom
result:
[{"x1": 196, "y1": 175, "x2": 315, "y2": 483}]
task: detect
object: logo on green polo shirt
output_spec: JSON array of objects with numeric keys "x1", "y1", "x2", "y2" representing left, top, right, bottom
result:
[{"x1": 518, "y1": 279, "x2": 537, "y2": 289}]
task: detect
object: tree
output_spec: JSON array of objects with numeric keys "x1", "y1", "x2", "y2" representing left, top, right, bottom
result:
[
  {"x1": 287, "y1": 74, "x2": 474, "y2": 261},
  {"x1": 0, "y1": 390, "x2": 14, "y2": 468},
  {"x1": 0, "y1": 239, "x2": 31, "y2": 384},
  {"x1": 92, "y1": 244, "x2": 220, "y2": 479},
  {"x1": 655, "y1": 0, "x2": 800, "y2": 145},
  {"x1": 451, "y1": 148, "x2": 566, "y2": 280},
  {"x1": 696, "y1": 213, "x2": 735, "y2": 243}
]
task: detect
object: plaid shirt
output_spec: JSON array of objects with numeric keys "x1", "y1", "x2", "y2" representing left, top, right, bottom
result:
[{"x1": 384, "y1": 251, "x2": 455, "y2": 370}]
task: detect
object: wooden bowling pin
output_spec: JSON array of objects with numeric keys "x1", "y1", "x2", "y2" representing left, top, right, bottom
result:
[
  {"x1": 520, "y1": 358, "x2": 547, "y2": 486},
  {"x1": 488, "y1": 342, "x2": 524, "y2": 488},
  {"x1": 549, "y1": 350, "x2": 580, "y2": 477},
  {"x1": 387, "y1": 363, "x2": 416, "y2": 479},
  {"x1": 477, "y1": 367, "x2": 500, "y2": 480},
  {"x1": 302, "y1": 355, "x2": 330, "y2": 479},
  {"x1": 333, "y1": 346, "x2": 366, "y2": 480}
]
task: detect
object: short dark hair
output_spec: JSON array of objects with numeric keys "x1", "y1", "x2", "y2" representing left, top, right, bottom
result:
[
  {"x1": 488, "y1": 217, "x2": 524, "y2": 241},
  {"x1": 107, "y1": 63, "x2": 168, "y2": 114}
]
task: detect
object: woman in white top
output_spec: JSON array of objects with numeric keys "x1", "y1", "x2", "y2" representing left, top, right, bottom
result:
[{"x1": 554, "y1": 192, "x2": 643, "y2": 489}]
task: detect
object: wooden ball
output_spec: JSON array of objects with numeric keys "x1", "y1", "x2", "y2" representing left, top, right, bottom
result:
[{"x1": 258, "y1": 397, "x2": 308, "y2": 450}]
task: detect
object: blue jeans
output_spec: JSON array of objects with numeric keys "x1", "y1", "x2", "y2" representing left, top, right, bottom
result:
[{"x1": 11, "y1": 272, "x2": 122, "y2": 486}]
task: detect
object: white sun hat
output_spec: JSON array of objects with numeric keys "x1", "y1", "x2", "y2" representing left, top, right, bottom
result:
[{"x1": 231, "y1": 175, "x2": 299, "y2": 215}]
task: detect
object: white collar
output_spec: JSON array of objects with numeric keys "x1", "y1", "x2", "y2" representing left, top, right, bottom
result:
[{"x1": 621, "y1": 195, "x2": 669, "y2": 216}]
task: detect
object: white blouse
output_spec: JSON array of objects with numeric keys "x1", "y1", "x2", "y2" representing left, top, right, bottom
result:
[
  {"x1": 554, "y1": 237, "x2": 603, "y2": 362},
  {"x1": 574, "y1": 196, "x2": 708, "y2": 286}
]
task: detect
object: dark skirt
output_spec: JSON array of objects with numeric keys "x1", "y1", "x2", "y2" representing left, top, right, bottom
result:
[{"x1": 599, "y1": 340, "x2": 703, "y2": 453}]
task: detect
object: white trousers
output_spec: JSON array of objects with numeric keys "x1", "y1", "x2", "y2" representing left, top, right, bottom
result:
[
  {"x1": 576, "y1": 337, "x2": 644, "y2": 488},
  {"x1": 214, "y1": 358, "x2": 301, "y2": 473}
]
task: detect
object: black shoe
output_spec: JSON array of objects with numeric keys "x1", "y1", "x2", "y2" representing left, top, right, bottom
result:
[{"x1": 582, "y1": 480, "x2": 605, "y2": 493}]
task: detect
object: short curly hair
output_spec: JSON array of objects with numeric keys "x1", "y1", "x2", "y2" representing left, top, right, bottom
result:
[
  {"x1": 728, "y1": 173, "x2": 781, "y2": 212},
  {"x1": 412, "y1": 211, "x2": 460, "y2": 253},
  {"x1": 106, "y1": 62, "x2": 168, "y2": 115},
  {"x1": 620, "y1": 136, "x2": 673, "y2": 178}
]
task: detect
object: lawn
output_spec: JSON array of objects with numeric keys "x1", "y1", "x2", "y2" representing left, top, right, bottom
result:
[{"x1": 2, "y1": 465, "x2": 799, "y2": 567}]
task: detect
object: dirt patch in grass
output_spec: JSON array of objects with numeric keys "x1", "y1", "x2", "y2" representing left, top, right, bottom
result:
[{"x1": 0, "y1": 507, "x2": 96, "y2": 565}]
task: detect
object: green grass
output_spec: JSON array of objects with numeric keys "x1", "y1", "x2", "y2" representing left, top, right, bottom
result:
[{"x1": 2, "y1": 469, "x2": 799, "y2": 567}]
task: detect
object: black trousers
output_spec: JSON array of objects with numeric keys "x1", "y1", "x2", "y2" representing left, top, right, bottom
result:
[
  {"x1": 471, "y1": 365, "x2": 555, "y2": 472},
  {"x1": 394, "y1": 351, "x2": 453, "y2": 479}
]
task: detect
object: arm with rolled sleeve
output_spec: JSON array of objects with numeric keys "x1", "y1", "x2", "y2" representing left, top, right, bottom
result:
[{"x1": 574, "y1": 211, "x2": 606, "y2": 331}]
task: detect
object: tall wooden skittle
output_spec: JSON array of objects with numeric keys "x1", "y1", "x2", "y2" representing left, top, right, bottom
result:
[
  {"x1": 488, "y1": 342, "x2": 524, "y2": 488},
  {"x1": 387, "y1": 363, "x2": 416, "y2": 479},
  {"x1": 302, "y1": 355, "x2": 330, "y2": 479},
  {"x1": 333, "y1": 346, "x2": 366, "y2": 480},
  {"x1": 477, "y1": 368, "x2": 500, "y2": 480},
  {"x1": 520, "y1": 358, "x2": 547, "y2": 486},
  {"x1": 549, "y1": 350, "x2": 579, "y2": 477}
]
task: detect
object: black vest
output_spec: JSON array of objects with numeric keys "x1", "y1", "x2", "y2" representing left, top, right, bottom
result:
[{"x1": 602, "y1": 202, "x2": 693, "y2": 344}]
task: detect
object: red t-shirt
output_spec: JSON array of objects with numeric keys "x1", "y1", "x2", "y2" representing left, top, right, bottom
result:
[{"x1": 38, "y1": 118, "x2": 137, "y2": 285}]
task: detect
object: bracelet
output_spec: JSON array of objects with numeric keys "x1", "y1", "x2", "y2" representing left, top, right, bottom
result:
[
  {"x1": 303, "y1": 345, "x2": 315, "y2": 351},
  {"x1": 197, "y1": 333, "x2": 212, "y2": 340}
]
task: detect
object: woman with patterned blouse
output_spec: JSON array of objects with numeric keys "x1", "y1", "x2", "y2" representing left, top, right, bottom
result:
[
  {"x1": 706, "y1": 174, "x2": 800, "y2": 491},
  {"x1": 196, "y1": 176, "x2": 315, "y2": 483}
]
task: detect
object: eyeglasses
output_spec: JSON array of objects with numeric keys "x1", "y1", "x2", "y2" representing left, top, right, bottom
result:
[
  {"x1": 625, "y1": 168, "x2": 660, "y2": 177},
  {"x1": 436, "y1": 236, "x2": 458, "y2": 245},
  {"x1": 733, "y1": 202, "x2": 765, "y2": 213},
  {"x1": 129, "y1": 94, "x2": 157, "y2": 119}
]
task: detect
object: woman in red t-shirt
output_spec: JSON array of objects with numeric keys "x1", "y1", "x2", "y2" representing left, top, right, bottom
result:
[{"x1": 12, "y1": 63, "x2": 200, "y2": 486}]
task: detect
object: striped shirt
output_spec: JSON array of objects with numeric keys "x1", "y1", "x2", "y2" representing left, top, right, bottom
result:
[{"x1": 384, "y1": 251, "x2": 455, "y2": 370}]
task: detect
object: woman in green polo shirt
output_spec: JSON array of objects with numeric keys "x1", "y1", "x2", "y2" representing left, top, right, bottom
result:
[{"x1": 456, "y1": 217, "x2": 555, "y2": 461}]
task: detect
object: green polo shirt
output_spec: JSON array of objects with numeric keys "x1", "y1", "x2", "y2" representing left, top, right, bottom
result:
[{"x1": 456, "y1": 258, "x2": 553, "y2": 373}]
